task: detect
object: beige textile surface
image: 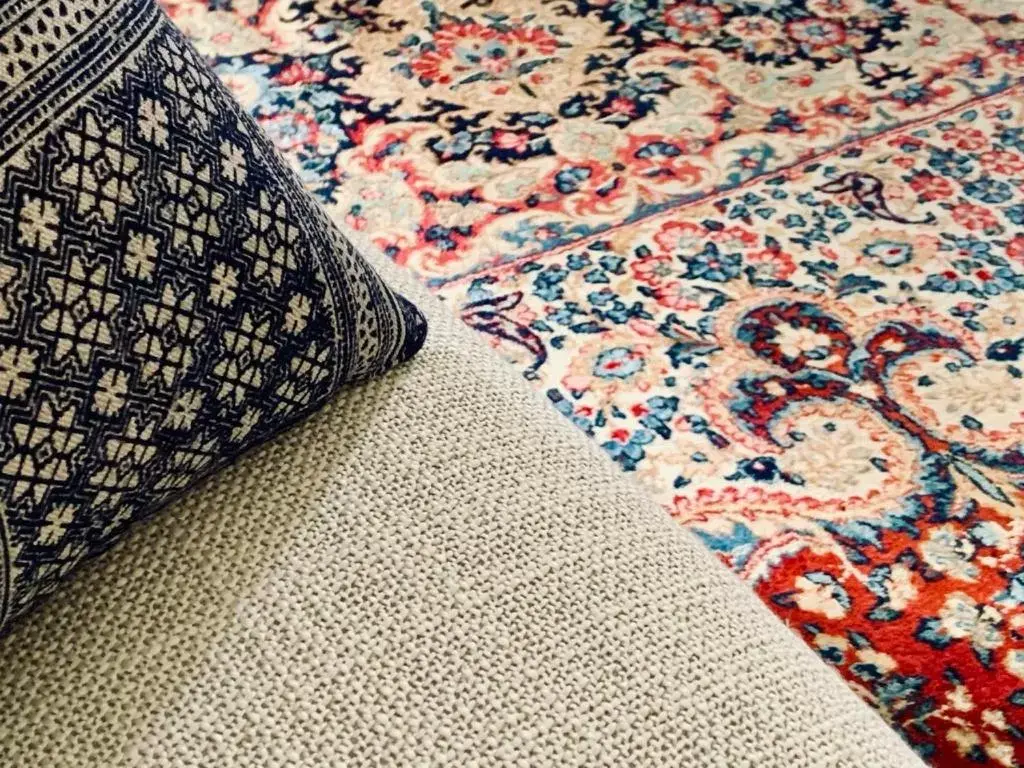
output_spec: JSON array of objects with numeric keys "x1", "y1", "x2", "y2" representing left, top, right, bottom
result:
[{"x1": 0, "y1": 250, "x2": 925, "y2": 767}]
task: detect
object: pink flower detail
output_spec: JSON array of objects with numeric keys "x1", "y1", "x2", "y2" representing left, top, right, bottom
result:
[
  {"x1": 630, "y1": 254, "x2": 675, "y2": 285},
  {"x1": 951, "y1": 203, "x2": 999, "y2": 233},
  {"x1": 942, "y1": 127, "x2": 987, "y2": 151},
  {"x1": 276, "y1": 61, "x2": 327, "y2": 86},
  {"x1": 1007, "y1": 235, "x2": 1024, "y2": 264},
  {"x1": 653, "y1": 221, "x2": 707, "y2": 257},
  {"x1": 494, "y1": 131, "x2": 530, "y2": 151},
  {"x1": 979, "y1": 150, "x2": 1024, "y2": 175},
  {"x1": 653, "y1": 280, "x2": 702, "y2": 311},
  {"x1": 909, "y1": 171, "x2": 954, "y2": 201},
  {"x1": 746, "y1": 248, "x2": 796, "y2": 281}
]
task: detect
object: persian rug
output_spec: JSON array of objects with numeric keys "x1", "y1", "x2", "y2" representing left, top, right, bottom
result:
[{"x1": 163, "y1": 0, "x2": 1024, "y2": 764}]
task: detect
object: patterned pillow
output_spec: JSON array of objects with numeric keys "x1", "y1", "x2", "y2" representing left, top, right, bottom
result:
[{"x1": 0, "y1": 0, "x2": 426, "y2": 631}]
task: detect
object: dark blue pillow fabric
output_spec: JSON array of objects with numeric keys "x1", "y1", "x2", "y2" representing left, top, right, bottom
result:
[{"x1": 0, "y1": 0, "x2": 426, "y2": 631}]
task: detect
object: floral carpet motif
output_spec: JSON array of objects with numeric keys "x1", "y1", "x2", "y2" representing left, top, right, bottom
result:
[{"x1": 165, "y1": 0, "x2": 1024, "y2": 763}]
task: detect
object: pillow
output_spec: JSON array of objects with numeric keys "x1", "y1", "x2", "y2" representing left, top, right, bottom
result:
[{"x1": 0, "y1": 0, "x2": 426, "y2": 632}]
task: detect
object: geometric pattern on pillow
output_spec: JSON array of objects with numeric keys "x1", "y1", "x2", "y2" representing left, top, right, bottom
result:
[{"x1": 0, "y1": 0, "x2": 426, "y2": 631}]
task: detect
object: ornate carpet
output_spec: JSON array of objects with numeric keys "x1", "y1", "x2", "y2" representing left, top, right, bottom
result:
[{"x1": 164, "y1": 0, "x2": 1024, "y2": 763}]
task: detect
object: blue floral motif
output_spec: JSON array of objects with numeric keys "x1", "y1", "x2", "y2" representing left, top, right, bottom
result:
[
  {"x1": 864, "y1": 239, "x2": 914, "y2": 266},
  {"x1": 682, "y1": 243, "x2": 743, "y2": 282},
  {"x1": 593, "y1": 347, "x2": 645, "y2": 379}
]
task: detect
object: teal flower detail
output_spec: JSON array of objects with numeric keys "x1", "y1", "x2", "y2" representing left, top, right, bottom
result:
[{"x1": 593, "y1": 347, "x2": 645, "y2": 379}]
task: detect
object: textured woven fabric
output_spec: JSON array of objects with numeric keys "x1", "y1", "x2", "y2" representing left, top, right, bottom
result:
[
  {"x1": 0, "y1": 247, "x2": 924, "y2": 767},
  {"x1": 0, "y1": 0, "x2": 425, "y2": 630}
]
